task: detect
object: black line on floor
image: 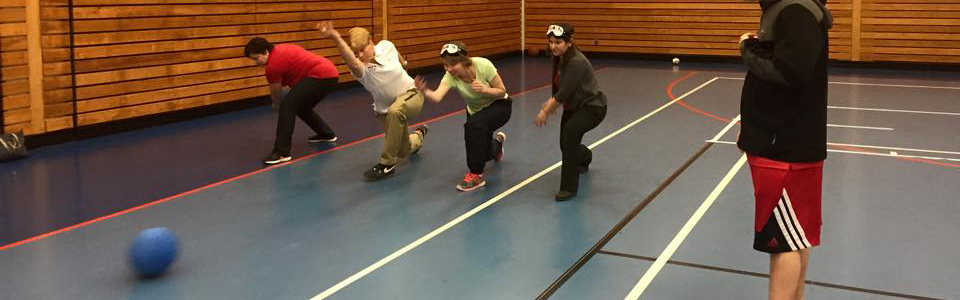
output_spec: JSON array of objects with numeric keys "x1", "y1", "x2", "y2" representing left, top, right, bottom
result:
[
  {"x1": 598, "y1": 250, "x2": 945, "y2": 300},
  {"x1": 536, "y1": 142, "x2": 715, "y2": 299}
]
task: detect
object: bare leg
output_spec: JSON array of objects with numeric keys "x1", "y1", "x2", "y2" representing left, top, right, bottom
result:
[
  {"x1": 795, "y1": 249, "x2": 810, "y2": 300},
  {"x1": 769, "y1": 250, "x2": 803, "y2": 300}
]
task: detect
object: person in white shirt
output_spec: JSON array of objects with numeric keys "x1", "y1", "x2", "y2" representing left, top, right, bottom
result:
[{"x1": 317, "y1": 21, "x2": 428, "y2": 181}]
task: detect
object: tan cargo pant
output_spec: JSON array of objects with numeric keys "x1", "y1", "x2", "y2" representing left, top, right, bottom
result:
[{"x1": 377, "y1": 89, "x2": 425, "y2": 166}]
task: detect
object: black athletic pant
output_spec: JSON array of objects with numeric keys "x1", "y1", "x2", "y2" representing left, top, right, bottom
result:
[
  {"x1": 464, "y1": 99, "x2": 512, "y2": 174},
  {"x1": 559, "y1": 105, "x2": 606, "y2": 192},
  {"x1": 273, "y1": 77, "x2": 339, "y2": 154}
]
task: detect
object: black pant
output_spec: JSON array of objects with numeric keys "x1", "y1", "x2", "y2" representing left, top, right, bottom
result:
[
  {"x1": 273, "y1": 77, "x2": 338, "y2": 154},
  {"x1": 559, "y1": 105, "x2": 606, "y2": 192},
  {"x1": 464, "y1": 99, "x2": 512, "y2": 174}
]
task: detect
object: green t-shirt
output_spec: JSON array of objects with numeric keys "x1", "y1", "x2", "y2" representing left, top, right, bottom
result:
[{"x1": 441, "y1": 57, "x2": 505, "y2": 115}]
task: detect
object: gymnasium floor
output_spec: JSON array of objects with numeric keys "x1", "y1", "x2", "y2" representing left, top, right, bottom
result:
[{"x1": 1, "y1": 55, "x2": 958, "y2": 299}]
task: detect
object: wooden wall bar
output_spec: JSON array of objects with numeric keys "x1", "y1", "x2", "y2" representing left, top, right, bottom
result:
[
  {"x1": 1, "y1": 0, "x2": 31, "y2": 133},
  {"x1": 40, "y1": 0, "x2": 74, "y2": 133}
]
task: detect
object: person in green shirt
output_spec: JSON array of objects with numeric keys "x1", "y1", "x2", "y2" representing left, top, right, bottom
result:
[{"x1": 415, "y1": 42, "x2": 512, "y2": 192}]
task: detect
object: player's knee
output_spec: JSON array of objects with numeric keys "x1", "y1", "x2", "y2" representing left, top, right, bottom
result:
[
  {"x1": 386, "y1": 107, "x2": 404, "y2": 119},
  {"x1": 463, "y1": 121, "x2": 486, "y2": 132}
]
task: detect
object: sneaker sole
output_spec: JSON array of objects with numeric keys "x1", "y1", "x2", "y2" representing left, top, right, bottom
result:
[
  {"x1": 456, "y1": 180, "x2": 486, "y2": 192},
  {"x1": 308, "y1": 137, "x2": 338, "y2": 143},
  {"x1": 364, "y1": 171, "x2": 395, "y2": 181},
  {"x1": 364, "y1": 175, "x2": 393, "y2": 182},
  {"x1": 264, "y1": 157, "x2": 292, "y2": 164}
]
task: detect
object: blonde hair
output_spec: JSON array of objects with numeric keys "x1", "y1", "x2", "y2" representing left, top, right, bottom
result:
[{"x1": 348, "y1": 27, "x2": 372, "y2": 51}]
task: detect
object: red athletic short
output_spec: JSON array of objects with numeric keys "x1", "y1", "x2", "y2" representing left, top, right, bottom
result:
[{"x1": 747, "y1": 155, "x2": 824, "y2": 253}]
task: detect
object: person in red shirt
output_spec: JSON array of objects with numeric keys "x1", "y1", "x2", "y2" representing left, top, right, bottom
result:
[{"x1": 244, "y1": 37, "x2": 341, "y2": 164}]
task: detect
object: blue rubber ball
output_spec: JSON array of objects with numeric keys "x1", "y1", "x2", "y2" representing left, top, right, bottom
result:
[{"x1": 129, "y1": 227, "x2": 179, "y2": 278}]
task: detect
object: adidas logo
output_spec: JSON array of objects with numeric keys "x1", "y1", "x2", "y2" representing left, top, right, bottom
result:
[{"x1": 767, "y1": 238, "x2": 779, "y2": 248}]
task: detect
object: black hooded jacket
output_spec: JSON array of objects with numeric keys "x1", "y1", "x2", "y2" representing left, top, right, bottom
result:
[{"x1": 738, "y1": 0, "x2": 833, "y2": 162}]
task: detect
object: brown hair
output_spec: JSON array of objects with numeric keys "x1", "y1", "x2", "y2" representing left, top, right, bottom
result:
[{"x1": 440, "y1": 41, "x2": 473, "y2": 67}]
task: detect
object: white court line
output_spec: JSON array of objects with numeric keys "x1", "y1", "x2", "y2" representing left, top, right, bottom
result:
[
  {"x1": 825, "y1": 81, "x2": 960, "y2": 90},
  {"x1": 716, "y1": 77, "x2": 960, "y2": 90},
  {"x1": 827, "y1": 141, "x2": 960, "y2": 156},
  {"x1": 708, "y1": 140, "x2": 960, "y2": 162},
  {"x1": 623, "y1": 130, "x2": 747, "y2": 300},
  {"x1": 707, "y1": 130, "x2": 960, "y2": 156},
  {"x1": 623, "y1": 155, "x2": 747, "y2": 300},
  {"x1": 828, "y1": 105, "x2": 960, "y2": 117},
  {"x1": 624, "y1": 116, "x2": 746, "y2": 299},
  {"x1": 707, "y1": 114, "x2": 741, "y2": 142},
  {"x1": 308, "y1": 77, "x2": 722, "y2": 300},
  {"x1": 705, "y1": 118, "x2": 891, "y2": 144},
  {"x1": 827, "y1": 124, "x2": 894, "y2": 131}
]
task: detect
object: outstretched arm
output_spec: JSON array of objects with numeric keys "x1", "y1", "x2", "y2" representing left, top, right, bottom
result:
[
  {"x1": 317, "y1": 21, "x2": 365, "y2": 78},
  {"x1": 415, "y1": 76, "x2": 451, "y2": 103},
  {"x1": 535, "y1": 97, "x2": 561, "y2": 126}
]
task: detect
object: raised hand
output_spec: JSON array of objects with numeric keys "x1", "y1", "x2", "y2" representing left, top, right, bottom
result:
[{"x1": 316, "y1": 21, "x2": 339, "y2": 38}]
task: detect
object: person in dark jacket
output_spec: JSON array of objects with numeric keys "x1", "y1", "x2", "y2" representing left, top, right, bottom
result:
[
  {"x1": 738, "y1": 0, "x2": 832, "y2": 299},
  {"x1": 535, "y1": 23, "x2": 607, "y2": 201}
]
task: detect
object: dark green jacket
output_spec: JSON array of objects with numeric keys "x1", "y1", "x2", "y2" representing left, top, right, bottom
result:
[{"x1": 552, "y1": 45, "x2": 607, "y2": 109}]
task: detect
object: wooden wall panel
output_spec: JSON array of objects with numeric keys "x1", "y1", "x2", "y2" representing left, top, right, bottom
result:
[
  {"x1": 40, "y1": 0, "x2": 73, "y2": 132},
  {"x1": 1, "y1": 0, "x2": 29, "y2": 133},
  {"x1": 8, "y1": 0, "x2": 958, "y2": 137},
  {"x1": 9, "y1": 0, "x2": 525, "y2": 134},
  {"x1": 389, "y1": 0, "x2": 521, "y2": 69},
  {"x1": 65, "y1": 0, "x2": 371, "y2": 127},
  {"x1": 524, "y1": 0, "x2": 855, "y2": 61},
  {"x1": 860, "y1": 0, "x2": 960, "y2": 63}
]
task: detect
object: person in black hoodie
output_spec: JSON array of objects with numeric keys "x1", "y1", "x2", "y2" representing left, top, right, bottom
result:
[
  {"x1": 738, "y1": 0, "x2": 832, "y2": 299},
  {"x1": 535, "y1": 23, "x2": 607, "y2": 201}
]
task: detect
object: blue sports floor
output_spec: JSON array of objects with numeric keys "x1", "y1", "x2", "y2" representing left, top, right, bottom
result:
[{"x1": 1, "y1": 55, "x2": 958, "y2": 299}]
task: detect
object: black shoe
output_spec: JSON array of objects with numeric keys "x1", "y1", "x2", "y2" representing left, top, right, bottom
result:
[
  {"x1": 308, "y1": 134, "x2": 338, "y2": 143},
  {"x1": 263, "y1": 151, "x2": 292, "y2": 165},
  {"x1": 410, "y1": 125, "x2": 429, "y2": 156},
  {"x1": 555, "y1": 191, "x2": 577, "y2": 201},
  {"x1": 364, "y1": 163, "x2": 396, "y2": 181}
]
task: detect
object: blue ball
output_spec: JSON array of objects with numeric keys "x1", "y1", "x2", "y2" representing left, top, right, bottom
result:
[{"x1": 129, "y1": 227, "x2": 179, "y2": 278}]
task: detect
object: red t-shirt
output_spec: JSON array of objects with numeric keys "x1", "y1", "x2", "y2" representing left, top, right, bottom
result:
[{"x1": 264, "y1": 44, "x2": 339, "y2": 87}]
